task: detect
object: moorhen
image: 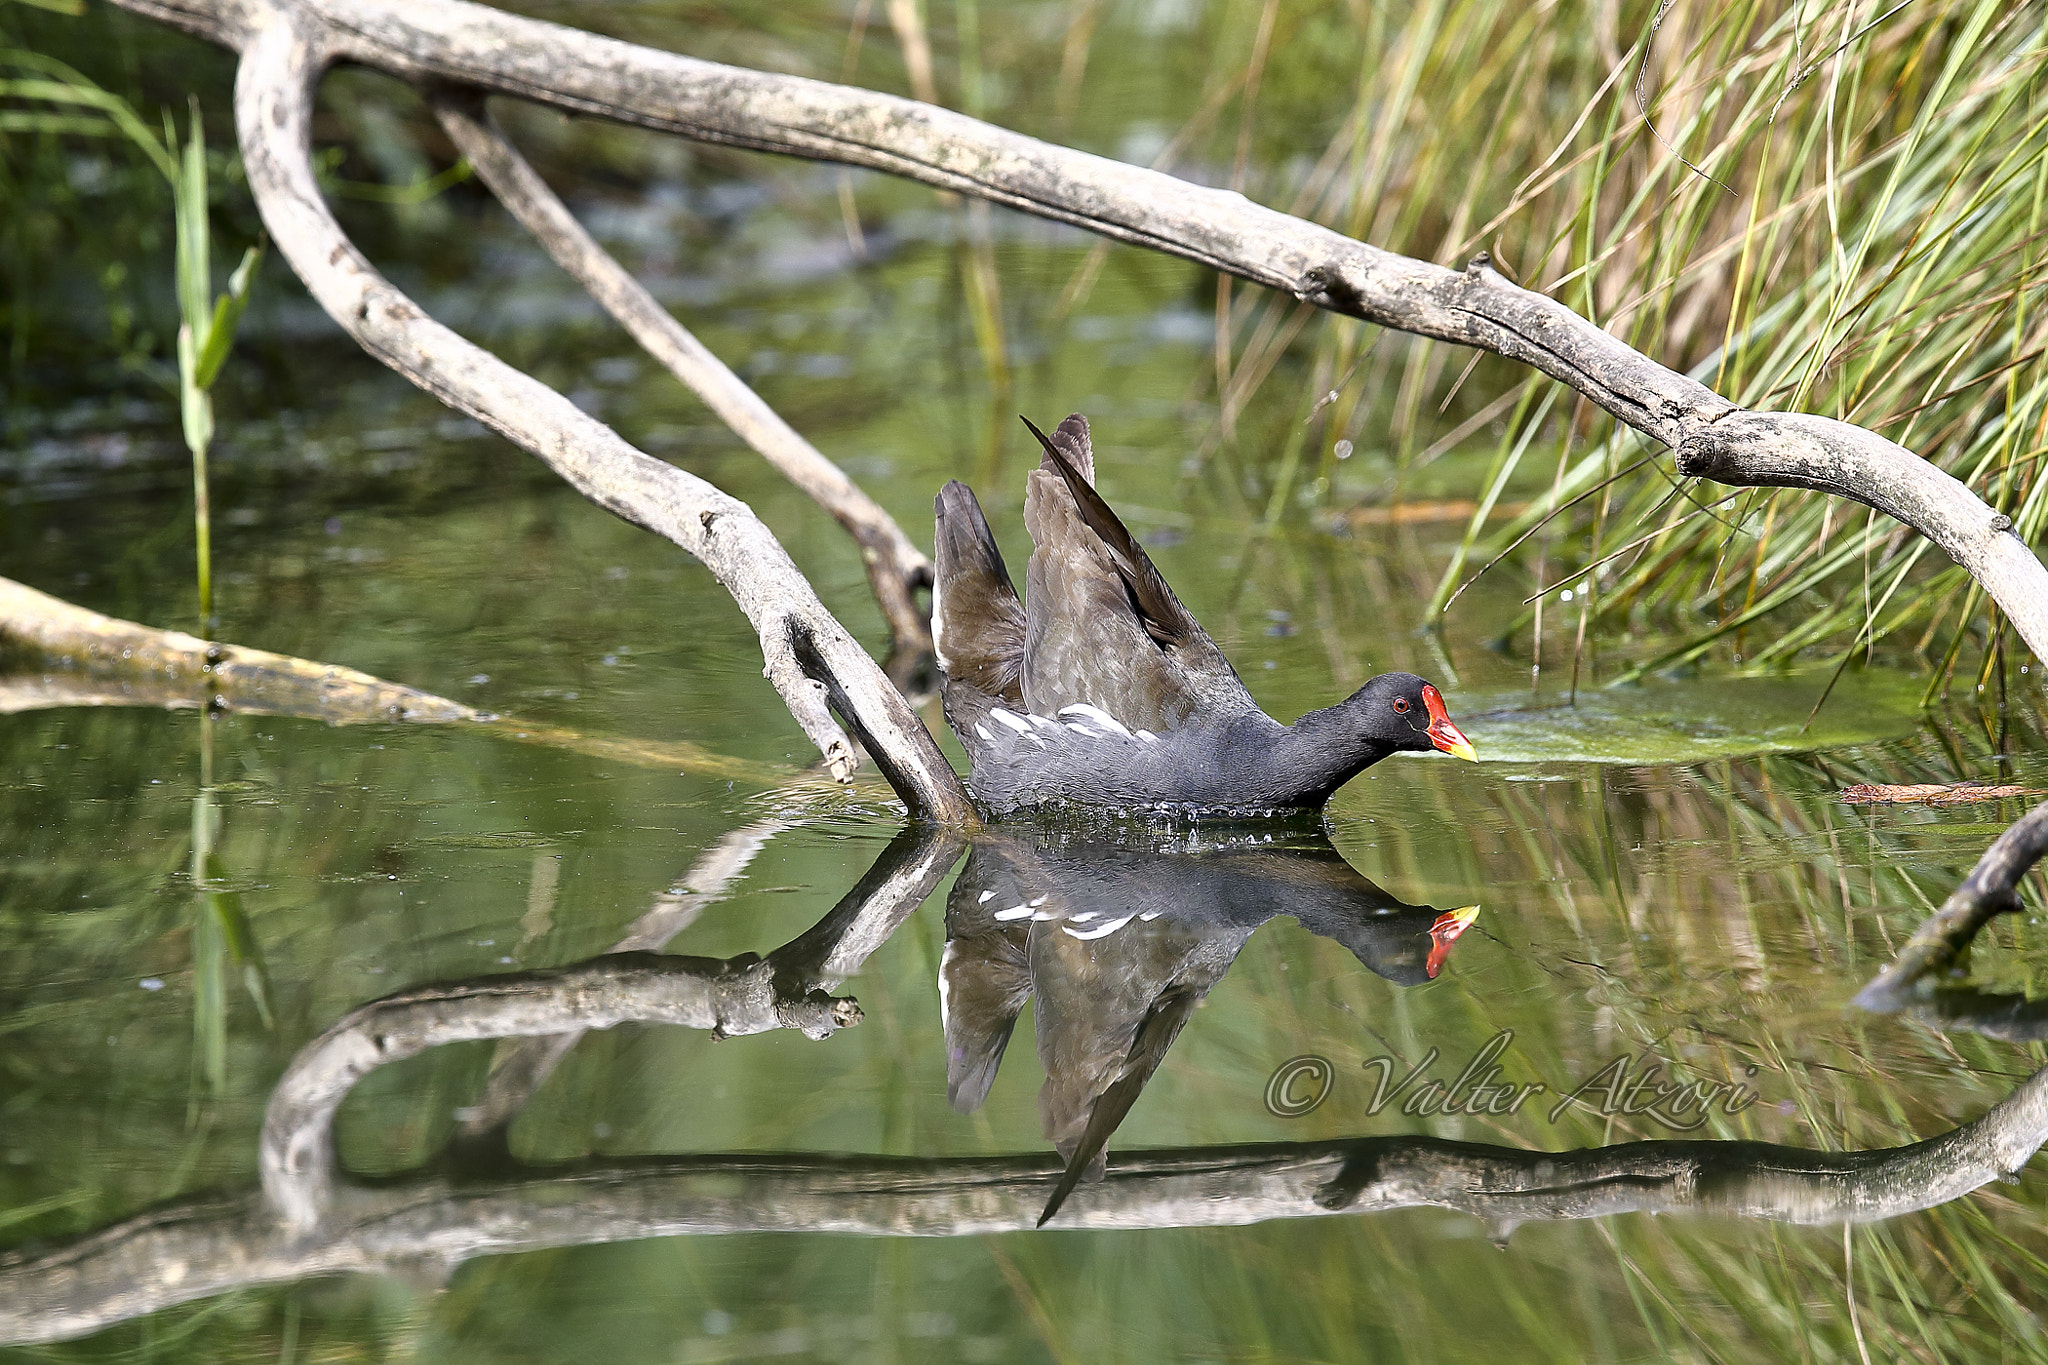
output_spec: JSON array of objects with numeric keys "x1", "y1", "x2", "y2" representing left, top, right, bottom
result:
[{"x1": 933, "y1": 413, "x2": 1476, "y2": 815}]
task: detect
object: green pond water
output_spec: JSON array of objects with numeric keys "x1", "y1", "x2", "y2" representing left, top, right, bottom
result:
[{"x1": 9, "y1": 4, "x2": 2048, "y2": 1362}]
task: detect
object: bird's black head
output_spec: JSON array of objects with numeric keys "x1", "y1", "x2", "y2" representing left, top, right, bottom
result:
[{"x1": 1342, "y1": 672, "x2": 1477, "y2": 760}]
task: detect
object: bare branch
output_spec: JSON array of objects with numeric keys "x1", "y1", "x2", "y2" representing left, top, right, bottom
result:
[
  {"x1": 451, "y1": 813, "x2": 798, "y2": 1148},
  {"x1": 428, "y1": 90, "x2": 934, "y2": 659},
  {"x1": 0, "y1": 574, "x2": 843, "y2": 786},
  {"x1": 263, "y1": 827, "x2": 963, "y2": 1230},
  {"x1": 224, "y1": 10, "x2": 976, "y2": 823},
  {"x1": 260, "y1": 949, "x2": 864, "y2": 1230},
  {"x1": 451, "y1": 821, "x2": 960, "y2": 1147},
  {"x1": 0, "y1": 573, "x2": 478, "y2": 724}
]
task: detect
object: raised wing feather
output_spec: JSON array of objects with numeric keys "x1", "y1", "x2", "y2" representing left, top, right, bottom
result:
[
  {"x1": 1019, "y1": 414, "x2": 1255, "y2": 731},
  {"x1": 933, "y1": 480, "x2": 1026, "y2": 709}
]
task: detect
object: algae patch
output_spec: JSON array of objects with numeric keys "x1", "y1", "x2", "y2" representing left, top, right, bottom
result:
[{"x1": 1446, "y1": 671, "x2": 1923, "y2": 766}]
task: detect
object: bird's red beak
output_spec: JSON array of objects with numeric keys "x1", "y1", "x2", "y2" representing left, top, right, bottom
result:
[
  {"x1": 1425, "y1": 905, "x2": 1479, "y2": 978},
  {"x1": 1421, "y1": 684, "x2": 1476, "y2": 762}
]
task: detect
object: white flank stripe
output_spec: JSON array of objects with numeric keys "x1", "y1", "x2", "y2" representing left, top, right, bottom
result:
[
  {"x1": 1062, "y1": 914, "x2": 1134, "y2": 940},
  {"x1": 992, "y1": 709, "x2": 1032, "y2": 733},
  {"x1": 993, "y1": 905, "x2": 1032, "y2": 921},
  {"x1": 937, "y1": 942, "x2": 955, "y2": 1028},
  {"x1": 1058, "y1": 703, "x2": 1132, "y2": 737},
  {"x1": 978, "y1": 889, "x2": 996, "y2": 903}
]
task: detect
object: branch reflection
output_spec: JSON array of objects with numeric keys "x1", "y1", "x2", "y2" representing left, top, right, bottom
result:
[{"x1": 5, "y1": 826, "x2": 2048, "y2": 1348}]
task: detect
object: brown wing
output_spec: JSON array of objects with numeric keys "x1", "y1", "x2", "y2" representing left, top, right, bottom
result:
[
  {"x1": 1019, "y1": 413, "x2": 1255, "y2": 731},
  {"x1": 1041, "y1": 410, "x2": 1094, "y2": 484},
  {"x1": 933, "y1": 480, "x2": 1025, "y2": 708}
]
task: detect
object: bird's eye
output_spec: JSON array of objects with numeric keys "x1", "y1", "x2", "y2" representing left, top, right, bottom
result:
[{"x1": 1392, "y1": 698, "x2": 1410, "y2": 713}]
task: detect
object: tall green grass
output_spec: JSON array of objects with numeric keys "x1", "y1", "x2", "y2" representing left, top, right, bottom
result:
[
  {"x1": 1166, "y1": 0, "x2": 2048, "y2": 694},
  {"x1": 0, "y1": 41, "x2": 258, "y2": 632},
  {"x1": 171, "y1": 104, "x2": 261, "y2": 633},
  {"x1": 2, "y1": 26, "x2": 270, "y2": 1103}
]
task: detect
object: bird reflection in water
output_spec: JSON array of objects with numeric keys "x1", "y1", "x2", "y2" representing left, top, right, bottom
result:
[{"x1": 938, "y1": 824, "x2": 1478, "y2": 1224}]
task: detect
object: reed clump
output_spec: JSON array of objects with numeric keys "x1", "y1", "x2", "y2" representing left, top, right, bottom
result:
[{"x1": 1158, "y1": 0, "x2": 2048, "y2": 692}]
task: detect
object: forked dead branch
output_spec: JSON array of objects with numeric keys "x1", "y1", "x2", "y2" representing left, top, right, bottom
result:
[
  {"x1": 426, "y1": 88, "x2": 936, "y2": 663},
  {"x1": 102, "y1": 0, "x2": 2048, "y2": 813},
  {"x1": 225, "y1": 6, "x2": 977, "y2": 824}
]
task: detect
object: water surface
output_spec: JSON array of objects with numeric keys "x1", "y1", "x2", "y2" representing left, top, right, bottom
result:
[{"x1": 7, "y1": 4, "x2": 2048, "y2": 1360}]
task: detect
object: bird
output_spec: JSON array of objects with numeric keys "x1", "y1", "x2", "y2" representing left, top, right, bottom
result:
[
  {"x1": 931, "y1": 413, "x2": 1477, "y2": 816},
  {"x1": 938, "y1": 825, "x2": 1480, "y2": 1226}
]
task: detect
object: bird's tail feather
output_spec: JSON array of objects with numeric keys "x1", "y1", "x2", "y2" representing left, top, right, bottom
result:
[{"x1": 933, "y1": 480, "x2": 1026, "y2": 707}]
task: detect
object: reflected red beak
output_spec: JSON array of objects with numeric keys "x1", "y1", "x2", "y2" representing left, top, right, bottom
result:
[
  {"x1": 1421, "y1": 683, "x2": 1476, "y2": 762},
  {"x1": 1425, "y1": 905, "x2": 1480, "y2": 979}
]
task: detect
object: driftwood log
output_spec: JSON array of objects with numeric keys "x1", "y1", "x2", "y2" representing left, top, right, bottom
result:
[
  {"x1": 0, "y1": 574, "x2": 479, "y2": 724},
  {"x1": 0, "y1": 573, "x2": 845, "y2": 785},
  {"x1": 12, "y1": 1096, "x2": 2048, "y2": 1347},
  {"x1": 94, "y1": 0, "x2": 2048, "y2": 818}
]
